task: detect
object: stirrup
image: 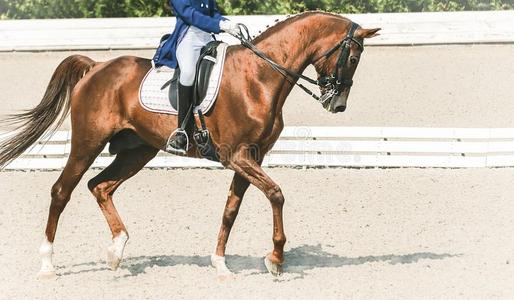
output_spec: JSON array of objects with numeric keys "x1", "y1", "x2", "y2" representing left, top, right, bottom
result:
[{"x1": 165, "y1": 128, "x2": 189, "y2": 155}]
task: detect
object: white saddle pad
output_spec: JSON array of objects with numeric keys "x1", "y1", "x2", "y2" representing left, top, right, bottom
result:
[{"x1": 139, "y1": 43, "x2": 228, "y2": 115}]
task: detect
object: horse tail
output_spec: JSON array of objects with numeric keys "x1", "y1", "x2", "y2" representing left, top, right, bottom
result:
[{"x1": 0, "y1": 55, "x2": 96, "y2": 169}]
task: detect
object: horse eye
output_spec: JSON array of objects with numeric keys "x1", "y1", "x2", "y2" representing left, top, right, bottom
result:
[{"x1": 350, "y1": 56, "x2": 359, "y2": 65}]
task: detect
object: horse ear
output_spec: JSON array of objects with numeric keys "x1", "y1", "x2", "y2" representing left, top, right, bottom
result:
[{"x1": 356, "y1": 28, "x2": 381, "y2": 39}]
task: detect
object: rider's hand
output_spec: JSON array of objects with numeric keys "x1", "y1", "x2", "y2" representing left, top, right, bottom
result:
[{"x1": 220, "y1": 20, "x2": 240, "y2": 35}]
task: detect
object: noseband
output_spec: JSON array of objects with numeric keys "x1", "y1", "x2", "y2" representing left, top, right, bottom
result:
[{"x1": 231, "y1": 22, "x2": 363, "y2": 109}]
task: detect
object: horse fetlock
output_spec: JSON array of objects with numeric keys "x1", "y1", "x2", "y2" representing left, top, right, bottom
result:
[
  {"x1": 211, "y1": 254, "x2": 229, "y2": 271},
  {"x1": 211, "y1": 254, "x2": 234, "y2": 279},
  {"x1": 270, "y1": 249, "x2": 285, "y2": 263},
  {"x1": 106, "y1": 231, "x2": 128, "y2": 270}
]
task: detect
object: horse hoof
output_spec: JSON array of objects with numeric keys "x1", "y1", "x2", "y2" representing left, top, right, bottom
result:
[
  {"x1": 37, "y1": 270, "x2": 57, "y2": 281},
  {"x1": 211, "y1": 254, "x2": 234, "y2": 280},
  {"x1": 106, "y1": 246, "x2": 121, "y2": 271},
  {"x1": 264, "y1": 255, "x2": 283, "y2": 276}
]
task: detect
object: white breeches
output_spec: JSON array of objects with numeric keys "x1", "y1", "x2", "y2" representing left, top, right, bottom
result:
[{"x1": 176, "y1": 26, "x2": 214, "y2": 86}]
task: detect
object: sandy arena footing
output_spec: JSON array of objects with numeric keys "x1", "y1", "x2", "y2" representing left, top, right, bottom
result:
[{"x1": 1, "y1": 168, "x2": 514, "y2": 299}]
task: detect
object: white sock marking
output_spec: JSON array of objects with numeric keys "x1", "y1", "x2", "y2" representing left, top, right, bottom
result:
[
  {"x1": 39, "y1": 238, "x2": 55, "y2": 273},
  {"x1": 111, "y1": 231, "x2": 128, "y2": 259},
  {"x1": 211, "y1": 254, "x2": 232, "y2": 275}
]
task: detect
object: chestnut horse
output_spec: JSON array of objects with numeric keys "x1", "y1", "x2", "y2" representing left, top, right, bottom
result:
[{"x1": 0, "y1": 12, "x2": 379, "y2": 279}]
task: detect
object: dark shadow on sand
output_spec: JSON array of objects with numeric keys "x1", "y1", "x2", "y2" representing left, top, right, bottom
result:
[{"x1": 62, "y1": 244, "x2": 459, "y2": 278}]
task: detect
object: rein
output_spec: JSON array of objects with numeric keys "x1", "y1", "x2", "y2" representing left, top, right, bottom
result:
[{"x1": 230, "y1": 22, "x2": 362, "y2": 105}]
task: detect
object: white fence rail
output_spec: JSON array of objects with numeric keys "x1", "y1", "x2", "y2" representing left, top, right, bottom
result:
[
  {"x1": 2, "y1": 126, "x2": 514, "y2": 170},
  {"x1": 1, "y1": 11, "x2": 514, "y2": 51}
]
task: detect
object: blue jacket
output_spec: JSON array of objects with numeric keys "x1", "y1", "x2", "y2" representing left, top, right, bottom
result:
[{"x1": 153, "y1": 0, "x2": 226, "y2": 68}]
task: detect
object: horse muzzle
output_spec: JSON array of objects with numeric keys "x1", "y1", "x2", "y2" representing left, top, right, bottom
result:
[{"x1": 328, "y1": 90, "x2": 350, "y2": 113}]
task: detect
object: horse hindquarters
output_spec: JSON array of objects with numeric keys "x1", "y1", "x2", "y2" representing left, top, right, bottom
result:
[
  {"x1": 0, "y1": 54, "x2": 107, "y2": 280},
  {"x1": 38, "y1": 54, "x2": 166, "y2": 279},
  {"x1": 38, "y1": 58, "x2": 125, "y2": 279}
]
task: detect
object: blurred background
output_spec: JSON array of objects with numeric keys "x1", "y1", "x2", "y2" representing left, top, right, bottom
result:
[{"x1": 1, "y1": 0, "x2": 513, "y2": 19}]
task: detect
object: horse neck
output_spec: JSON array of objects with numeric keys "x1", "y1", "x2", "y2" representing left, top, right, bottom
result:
[
  {"x1": 254, "y1": 16, "x2": 321, "y2": 75},
  {"x1": 252, "y1": 14, "x2": 336, "y2": 111}
]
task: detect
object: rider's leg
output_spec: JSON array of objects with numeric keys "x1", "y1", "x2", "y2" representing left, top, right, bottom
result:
[{"x1": 166, "y1": 27, "x2": 213, "y2": 154}]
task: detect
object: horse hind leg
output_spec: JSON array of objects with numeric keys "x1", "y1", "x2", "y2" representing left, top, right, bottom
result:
[
  {"x1": 87, "y1": 145, "x2": 158, "y2": 271},
  {"x1": 38, "y1": 132, "x2": 110, "y2": 280}
]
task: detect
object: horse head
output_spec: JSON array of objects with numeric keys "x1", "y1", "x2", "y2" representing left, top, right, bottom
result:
[{"x1": 312, "y1": 19, "x2": 380, "y2": 113}]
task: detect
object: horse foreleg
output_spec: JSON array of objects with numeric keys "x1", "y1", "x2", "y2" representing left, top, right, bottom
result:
[
  {"x1": 212, "y1": 172, "x2": 251, "y2": 278},
  {"x1": 229, "y1": 151, "x2": 286, "y2": 276},
  {"x1": 87, "y1": 145, "x2": 158, "y2": 270}
]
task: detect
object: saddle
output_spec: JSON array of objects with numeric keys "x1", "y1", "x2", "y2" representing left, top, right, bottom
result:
[
  {"x1": 165, "y1": 41, "x2": 223, "y2": 111},
  {"x1": 140, "y1": 41, "x2": 227, "y2": 116}
]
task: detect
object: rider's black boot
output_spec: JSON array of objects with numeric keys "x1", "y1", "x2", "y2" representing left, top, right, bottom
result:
[{"x1": 166, "y1": 83, "x2": 194, "y2": 155}]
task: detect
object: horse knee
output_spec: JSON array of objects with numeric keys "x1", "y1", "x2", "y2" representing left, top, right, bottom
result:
[{"x1": 268, "y1": 186, "x2": 284, "y2": 206}]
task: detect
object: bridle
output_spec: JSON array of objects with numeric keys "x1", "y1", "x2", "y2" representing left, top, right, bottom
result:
[
  {"x1": 230, "y1": 22, "x2": 364, "y2": 111},
  {"x1": 315, "y1": 22, "x2": 362, "y2": 108}
]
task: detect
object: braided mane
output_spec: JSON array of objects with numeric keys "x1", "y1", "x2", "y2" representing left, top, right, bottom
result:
[{"x1": 252, "y1": 11, "x2": 349, "y2": 44}]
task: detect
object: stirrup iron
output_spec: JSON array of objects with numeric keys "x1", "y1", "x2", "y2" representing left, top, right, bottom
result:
[{"x1": 165, "y1": 128, "x2": 189, "y2": 155}]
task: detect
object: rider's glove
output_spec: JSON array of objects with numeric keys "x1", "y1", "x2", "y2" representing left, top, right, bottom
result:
[{"x1": 220, "y1": 20, "x2": 240, "y2": 35}]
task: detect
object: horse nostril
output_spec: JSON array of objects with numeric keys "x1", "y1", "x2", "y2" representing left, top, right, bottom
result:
[{"x1": 335, "y1": 105, "x2": 346, "y2": 113}]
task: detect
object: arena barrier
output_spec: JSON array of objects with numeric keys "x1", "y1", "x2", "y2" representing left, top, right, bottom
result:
[
  {"x1": 1, "y1": 11, "x2": 514, "y2": 52},
  {"x1": 2, "y1": 126, "x2": 514, "y2": 170}
]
